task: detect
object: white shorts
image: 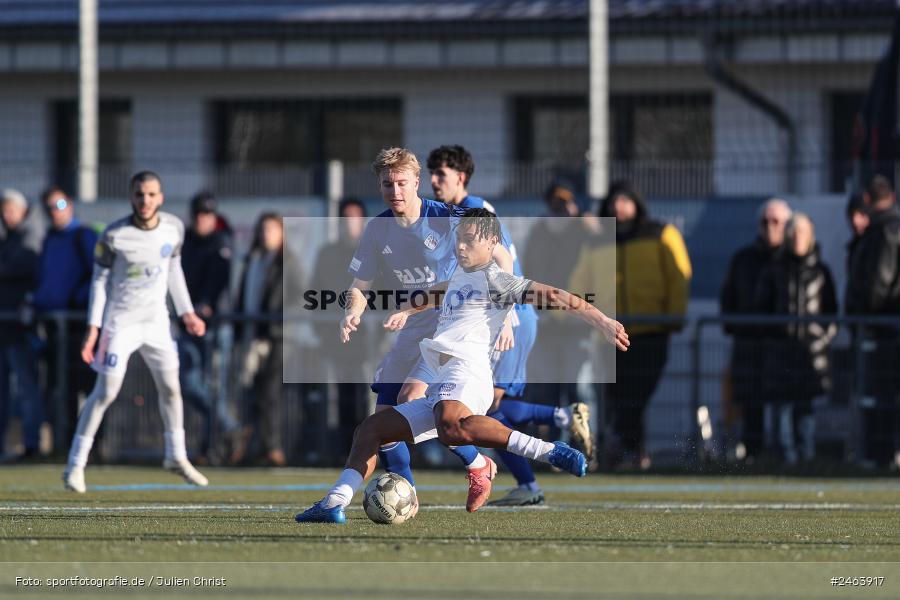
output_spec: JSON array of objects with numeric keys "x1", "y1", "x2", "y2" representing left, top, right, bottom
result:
[
  {"x1": 393, "y1": 355, "x2": 493, "y2": 445},
  {"x1": 93, "y1": 319, "x2": 179, "y2": 377}
]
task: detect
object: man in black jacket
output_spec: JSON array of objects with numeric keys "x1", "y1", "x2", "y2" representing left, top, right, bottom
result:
[
  {"x1": 0, "y1": 189, "x2": 42, "y2": 458},
  {"x1": 522, "y1": 183, "x2": 595, "y2": 419},
  {"x1": 307, "y1": 199, "x2": 372, "y2": 460},
  {"x1": 846, "y1": 175, "x2": 900, "y2": 467},
  {"x1": 719, "y1": 198, "x2": 792, "y2": 462},
  {"x1": 179, "y1": 191, "x2": 239, "y2": 461}
]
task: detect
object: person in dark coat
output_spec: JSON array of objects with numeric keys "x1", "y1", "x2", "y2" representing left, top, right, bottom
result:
[
  {"x1": 31, "y1": 185, "x2": 98, "y2": 449},
  {"x1": 756, "y1": 213, "x2": 837, "y2": 464},
  {"x1": 0, "y1": 189, "x2": 42, "y2": 458},
  {"x1": 178, "y1": 191, "x2": 240, "y2": 461},
  {"x1": 845, "y1": 192, "x2": 869, "y2": 270},
  {"x1": 719, "y1": 198, "x2": 792, "y2": 461},
  {"x1": 307, "y1": 199, "x2": 372, "y2": 459},
  {"x1": 235, "y1": 213, "x2": 303, "y2": 466},
  {"x1": 845, "y1": 175, "x2": 900, "y2": 467},
  {"x1": 522, "y1": 182, "x2": 596, "y2": 421},
  {"x1": 587, "y1": 181, "x2": 691, "y2": 469}
]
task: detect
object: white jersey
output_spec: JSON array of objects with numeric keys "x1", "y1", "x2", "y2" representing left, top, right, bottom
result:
[
  {"x1": 419, "y1": 260, "x2": 532, "y2": 368},
  {"x1": 88, "y1": 212, "x2": 194, "y2": 329}
]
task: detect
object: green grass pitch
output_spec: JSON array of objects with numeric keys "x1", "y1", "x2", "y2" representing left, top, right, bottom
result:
[{"x1": 1, "y1": 464, "x2": 898, "y2": 598}]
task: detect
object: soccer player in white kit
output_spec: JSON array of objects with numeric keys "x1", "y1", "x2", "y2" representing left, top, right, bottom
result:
[
  {"x1": 295, "y1": 208, "x2": 629, "y2": 523},
  {"x1": 63, "y1": 171, "x2": 209, "y2": 493}
]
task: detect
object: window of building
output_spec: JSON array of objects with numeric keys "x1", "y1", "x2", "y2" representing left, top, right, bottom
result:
[
  {"x1": 212, "y1": 99, "x2": 402, "y2": 196},
  {"x1": 513, "y1": 93, "x2": 713, "y2": 197},
  {"x1": 513, "y1": 96, "x2": 588, "y2": 195},
  {"x1": 829, "y1": 91, "x2": 866, "y2": 193},
  {"x1": 53, "y1": 99, "x2": 132, "y2": 198},
  {"x1": 610, "y1": 93, "x2": 713, "y2": 197}
]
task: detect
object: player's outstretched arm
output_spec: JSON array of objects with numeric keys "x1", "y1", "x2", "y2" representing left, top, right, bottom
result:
[
  {"x1": 340, "y1": 279, "x2": 372, "y2": 343},
  {"x1": 525, "y1": 281, "x2": 629, "y2": 351},
  {"x1": 490, "y1": 245, "x2": 516, "y2": 351},
  {"x1": 383, "y1": 282, "x2": 449, "y2": 332}
]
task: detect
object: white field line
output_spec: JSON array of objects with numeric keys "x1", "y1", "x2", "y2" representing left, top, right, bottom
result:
[{"x1": 1, "y1": 502, "x2": 900, "y2": 513}]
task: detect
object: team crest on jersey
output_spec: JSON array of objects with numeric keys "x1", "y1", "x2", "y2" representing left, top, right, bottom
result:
[
  {"x1": 160, "y1": 243, "x2": 173, "y2": 257},
  {"x1": 423, "y1": 234, "x2": 438, "y2": 250}
]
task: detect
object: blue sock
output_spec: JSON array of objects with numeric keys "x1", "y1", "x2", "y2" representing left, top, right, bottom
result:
[
  {"x1": 378, "y1": 442, "x2": 415, "y2": 487},
  {"x1": 501, "y1": 399, "x2": 556, "y2": 427},
  {"x1": 489, "y1": 410, "x2": 537, "y2": 486},
  {"x1": 449, "y1": 445, "x2": 480, "y2": 467}
]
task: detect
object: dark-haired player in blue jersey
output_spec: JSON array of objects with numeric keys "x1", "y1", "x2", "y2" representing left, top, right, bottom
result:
[
  {"x1": 339, "y1": 147, "x2": 514, "y2": 517},
  {"x1": 395, "y1": 145, "x2": 594, "y2": 509}
]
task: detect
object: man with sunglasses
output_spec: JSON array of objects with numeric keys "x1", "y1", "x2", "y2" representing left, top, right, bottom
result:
[
  {"x1": 32, "y1": 186, "x2": 99, "y2": 446},
  {"x1": 719, "y1": 198, "x2": 792, "y2": 463}
]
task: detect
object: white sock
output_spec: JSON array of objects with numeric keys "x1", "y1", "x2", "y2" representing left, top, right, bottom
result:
[
  {"x1": 164, "y1": 429, "x2": 188, "y2": 462},
  {"x1": 466, "y1": 454, "x2": 487, "y2": 470},
  {"x1": 506, "y1": 431, "x2": 554, "y2": 463},
  {"x1": 322, "y1": 469, "x2": 364, "y2": 509},
  {"x1": 67, "y1": 434, "x2": 94, "y2": 469},
  {"x1": 554, "y1": 407, "x2": 572, "y2": 428},
  {"x1": 519, "y1": 482, "x2": 541, "y2": 493}
]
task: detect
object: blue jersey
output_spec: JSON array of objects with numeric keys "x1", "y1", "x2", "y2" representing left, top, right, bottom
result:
[
  {"x1": 349, "y1": 198, "x2": 457, "y2": 394},
  {"x1": 349, "y1": 197, "x2": 457, "y2": 289}
]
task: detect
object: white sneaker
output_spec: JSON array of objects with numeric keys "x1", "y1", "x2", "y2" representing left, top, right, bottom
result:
[
  {"x1": 568, "y1": 402, "x2": 594, "y2": 461},
  {"x1": 163, "y1": 458, "x2": 209, "y2": 487},
  {"x1": 63, "y1": 467, "x2": 86, "y2": 493}
]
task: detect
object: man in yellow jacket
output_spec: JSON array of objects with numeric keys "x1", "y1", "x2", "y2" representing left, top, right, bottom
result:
[{"x1": 570, "y1": 181, "x2": 691, "y2": 469}]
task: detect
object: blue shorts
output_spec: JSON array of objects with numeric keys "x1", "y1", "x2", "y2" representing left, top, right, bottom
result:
[
  {"x1": 492, "y1": 311, "x2": 536, "y2": 398},
  {"x1": 404, "y1": 308, "x2": 537, "y2": 399}
]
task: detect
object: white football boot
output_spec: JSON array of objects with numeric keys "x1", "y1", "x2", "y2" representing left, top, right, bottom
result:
[
  {"x1": 163, "y1": 458, "x2": 209, "y2": 487},
  {"x1": 63, "y1": 467, "x2": 86, "y2": 493}
]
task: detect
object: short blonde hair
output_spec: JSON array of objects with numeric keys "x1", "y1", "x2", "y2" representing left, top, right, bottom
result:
[
  {"x1": 785, "y1": 212, "x2": 815, "y2": 247},
  {"x1": 372, "y1": 147, "x2": 421, "y2": 178}
]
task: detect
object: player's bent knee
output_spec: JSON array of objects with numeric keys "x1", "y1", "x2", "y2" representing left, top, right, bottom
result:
[
  {"x1": 356, "y1": 412, "x2": 390, "y2": 444},
  {"x1": 436, "y1": 420, "x2": 470, "y2": 446}
]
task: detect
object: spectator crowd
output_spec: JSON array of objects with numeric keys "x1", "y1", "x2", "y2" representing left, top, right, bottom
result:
[{"x1": 1, "y1": 174, "x2": 898, "y2": 471}]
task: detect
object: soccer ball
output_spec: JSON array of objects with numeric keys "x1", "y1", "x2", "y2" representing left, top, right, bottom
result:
[{"x1": 363, "y1": 473, "x2": 416, "y2": 524}]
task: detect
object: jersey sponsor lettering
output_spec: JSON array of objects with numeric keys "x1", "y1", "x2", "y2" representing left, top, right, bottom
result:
[{"x1": 393, "y1": 266, "x2": 436, "y2": 286}]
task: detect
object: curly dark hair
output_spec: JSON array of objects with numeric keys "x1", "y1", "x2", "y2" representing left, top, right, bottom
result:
[
  {"x1": 427, "y1": 145, "x2": 475, "y2": 186},
  {"x1": 457, "y1": 207, "x2": 500, "y2": 242}
]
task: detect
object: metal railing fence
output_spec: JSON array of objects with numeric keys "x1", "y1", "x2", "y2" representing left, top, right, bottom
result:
[{"x1": 1, "y1": 311, "x2": 898, "y2": 469}]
